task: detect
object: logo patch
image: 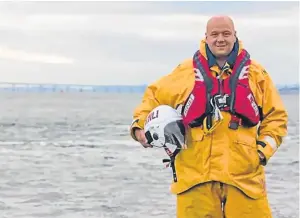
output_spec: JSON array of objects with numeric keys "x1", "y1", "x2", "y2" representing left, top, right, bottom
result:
[{"x1": 183, "y1": 94, "x2": 195, "y2": 116}]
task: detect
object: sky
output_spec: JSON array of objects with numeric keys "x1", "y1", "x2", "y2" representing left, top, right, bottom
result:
[{"x1": 0, "y1": 1, "x2": 298, "y2": 86}]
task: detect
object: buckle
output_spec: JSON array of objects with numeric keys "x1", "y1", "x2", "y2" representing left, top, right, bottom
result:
[
  {"x1": 229, "y1": 121, "x2": 239, "y2": 130},
  {"x1": 229, "y1": 115, "x2": 241, "y2": 130},
  {"x1": 214, "y1": 94, "x2": 229, "y2": 109}
]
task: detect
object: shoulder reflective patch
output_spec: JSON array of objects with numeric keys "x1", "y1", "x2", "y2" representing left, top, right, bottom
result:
[
  {"x1": 174, "y1": 64, "x2": 181, "y2": 70},
  {"x1": 262, "y1": 69, "x2": 268, "y2": 75}
]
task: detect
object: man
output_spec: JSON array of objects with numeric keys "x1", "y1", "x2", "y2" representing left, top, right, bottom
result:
[{"x1": 129, "y1": 16, "x2": 288, "y2": 218}]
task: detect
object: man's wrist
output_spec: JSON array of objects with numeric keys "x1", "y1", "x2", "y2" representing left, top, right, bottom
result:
[
  {"x1": 132, "y1": 127, "x2": 141, "y2": 140},
  {"x1": 258, "y1": 150, "x2": 267, "y2": 166}
]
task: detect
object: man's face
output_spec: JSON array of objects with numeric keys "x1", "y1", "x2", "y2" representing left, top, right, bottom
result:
[{"x1": 206, "y1": 18, "x2": 236, "y2": 58}]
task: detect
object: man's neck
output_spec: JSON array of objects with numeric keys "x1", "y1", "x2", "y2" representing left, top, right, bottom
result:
[{"x1": 216, "y1": 57, "x2": 227, "y2": 68}]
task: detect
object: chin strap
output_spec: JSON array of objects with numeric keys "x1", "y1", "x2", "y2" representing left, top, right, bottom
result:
[
  {"x1": 162, "y1": 145, "x2": 180, "y2": 183},
  {"x1": 162, "y1": 157, "x2": 177, "y2": 182}
]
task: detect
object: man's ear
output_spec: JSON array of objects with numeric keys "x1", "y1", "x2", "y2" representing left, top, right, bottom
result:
[{"x1": 205, "y1": 32, "x2": 207, "y2": 39}]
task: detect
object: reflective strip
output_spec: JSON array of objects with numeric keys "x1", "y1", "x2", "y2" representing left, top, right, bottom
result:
[
  {"x1": 264, "y1": 136, "x2": 278, "y2": 152},
  {"x1": 176, "y1": 104, "x2": 183, "y2": 115}
]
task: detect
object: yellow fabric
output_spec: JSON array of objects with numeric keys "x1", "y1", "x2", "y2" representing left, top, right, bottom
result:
[
  {"x1": 129, "y1": 39, "x2": 288, "y2": 199},
  {"x1": 177, "y1": 181, "x2": 272, "y2": 218}
]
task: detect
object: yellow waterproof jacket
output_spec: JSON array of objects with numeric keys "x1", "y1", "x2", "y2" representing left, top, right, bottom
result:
[{"x1": 130, "y1": 39, "x2": 288, "y2": 199}]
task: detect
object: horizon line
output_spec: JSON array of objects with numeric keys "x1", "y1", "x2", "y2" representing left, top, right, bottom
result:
[{"x1": 0, "y1": 82, "x2": 298, "y2": 87}]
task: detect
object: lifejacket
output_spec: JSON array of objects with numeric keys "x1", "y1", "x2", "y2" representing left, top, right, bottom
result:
[{"x1": 182, "y1": 48, "x2": 261, "y2": 130}]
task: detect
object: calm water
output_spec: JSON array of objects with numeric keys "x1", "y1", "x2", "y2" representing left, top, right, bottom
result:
[{"x1": 0, "y1": 93, "x2": 298, "y2": 218}]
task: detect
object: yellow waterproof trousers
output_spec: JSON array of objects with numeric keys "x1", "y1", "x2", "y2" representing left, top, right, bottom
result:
[{"x1": 177, "y1": 181, "x2": 272, "y2": 218}]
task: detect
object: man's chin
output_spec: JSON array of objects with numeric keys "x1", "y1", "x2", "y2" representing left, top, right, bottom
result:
[{"x1": 214, "y1": 50, "x2": 230, "y2": 58}]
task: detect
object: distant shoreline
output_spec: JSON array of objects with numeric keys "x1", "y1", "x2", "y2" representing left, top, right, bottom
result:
[{"x1": 0, "y1": 83, "x2": 298, "y2": 95}]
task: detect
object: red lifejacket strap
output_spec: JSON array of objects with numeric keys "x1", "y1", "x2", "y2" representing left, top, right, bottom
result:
[
  {"x1": 228, "y1": 50, "x2": 260, "y2": 126},
  {"x1": 228, "y1": 49, "x2": 251, "y2": 112},
  {"x1": 181, "y1": 50, "x2": 214, "y2": 128}
]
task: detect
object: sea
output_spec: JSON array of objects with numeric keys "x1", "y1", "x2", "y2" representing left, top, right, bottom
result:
[{"x1": 0, "y1": 92, "x2": 298, "y2": 218}]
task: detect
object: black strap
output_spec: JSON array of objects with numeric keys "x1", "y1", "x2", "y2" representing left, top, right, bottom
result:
[
  {"x1": 144, "y1": 130, "x2": 153, "y2": 144},
  {"x1": 206, "y1": 114, "x2": 212, "y2": 130},
  {"x1": 162, "y1": 146, "x2": 180, "y2": 183},
  {"x1": 257, "y1": 140, "x2": 267, "y2": 148},
  {"x1": 170, "y1": 157, "x2": 177, "y2": 182},
  {"x1": 162, "y1": 157, "x2": 177, "y2": 182}
]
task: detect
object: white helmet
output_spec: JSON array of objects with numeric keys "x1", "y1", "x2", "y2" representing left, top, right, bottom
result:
[{"x1": 144, "y1": 105, "x2": 187, "y2": 157}]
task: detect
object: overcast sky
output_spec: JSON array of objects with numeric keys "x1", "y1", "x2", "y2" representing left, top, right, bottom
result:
[{"x1": 0, "y1": 1, "x2": 298, "y2": 86}]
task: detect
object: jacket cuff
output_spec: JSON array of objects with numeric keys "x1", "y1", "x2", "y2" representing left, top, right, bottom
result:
[
  {"x1": 130, "y1": 119, "x2": 143, "y2": 141},
  {"x1": 257, "y1": 136, "x2": 278, "y2": 165}
]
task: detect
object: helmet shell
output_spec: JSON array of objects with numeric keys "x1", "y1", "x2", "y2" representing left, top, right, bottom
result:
[{"x1": 144, "y1": 105, "x2": 186, "y2": 154}]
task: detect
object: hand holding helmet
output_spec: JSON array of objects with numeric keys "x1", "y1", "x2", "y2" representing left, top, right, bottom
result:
[
  {"x1": 143, "y1": 105, "x2": 187, "y2": 157},
  {"x1": 134, "y1": 128, "x2": 153, "y2": 148}
]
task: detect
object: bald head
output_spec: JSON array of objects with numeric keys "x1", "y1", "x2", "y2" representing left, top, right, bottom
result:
[
  {"x1": 205, "y1": 15, "x2": 237, "y2": 59},
  {"x1": 206, "y1": 16, "x2": 235, "y2": 33}
]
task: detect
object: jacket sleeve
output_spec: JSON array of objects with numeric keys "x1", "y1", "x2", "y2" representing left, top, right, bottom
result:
[
  {"x1": 129, "y1": 60, "x2": 193, "y2": 141},
  {"x1": 129, "y1": 82, "x2": 161, "y2": 141},
  {"x1": 256, "y1": 69, "x2": 288, "y2": 165}
]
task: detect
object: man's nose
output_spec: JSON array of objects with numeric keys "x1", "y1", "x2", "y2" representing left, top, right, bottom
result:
[{"x1": 216, "y1": 34, "x2": 225, "y2": 42}]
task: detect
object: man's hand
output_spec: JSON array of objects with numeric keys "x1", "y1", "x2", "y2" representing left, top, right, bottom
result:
[{"x1": 134, "y1": 128, "x2": 153, "y2": 148}]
